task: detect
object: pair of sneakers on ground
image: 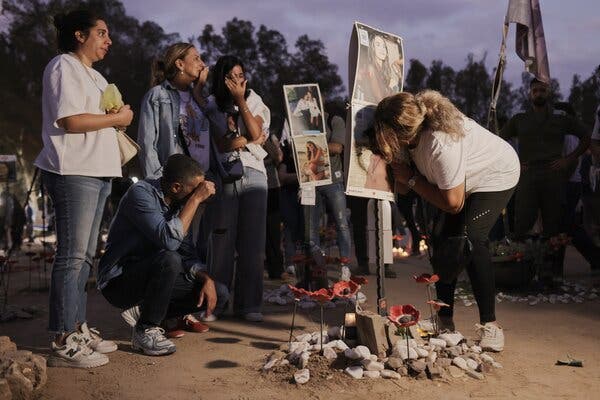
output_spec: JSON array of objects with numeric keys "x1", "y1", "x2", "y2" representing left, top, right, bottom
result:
[
  {"x1": 285, "y1": 264, "x2": 353, "y2": 282},
  {"x1": 48, "y1": 322, "x2": 117, "y2": 368},
  {"x1": 436, "y1": 315, "x2": 504, "y2": 352}
]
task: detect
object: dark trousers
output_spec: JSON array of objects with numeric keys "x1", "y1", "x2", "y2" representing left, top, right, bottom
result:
[
  {"x1": 348, "y1": 196, "x2": 369, "y2": 268},
  {"x1": 435, "y1": 187, "x2": 515, "y2": 324},
  {"x1": 514, "y1": 166, "x2": 566, "y2": 237},
  {"x1": 102, "y1": 250, "x2": 202, "y2": 330},
  {"x1": 396, "y1": 192, "x2": 422, "y2": 251},
  {"x1": 265, "y1": 188, "x2": 284, "y2": 278}
]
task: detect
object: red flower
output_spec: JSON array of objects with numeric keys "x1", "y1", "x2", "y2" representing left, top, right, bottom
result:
[
  {"x1": 309, "y1": 288, "x2": 335, "y2": 303},
  {"x1": 426, "y1": 300, "x2": 450, "y2": 311},
  {"x1": 332, "y1": 280, "x2": 359, "y2": 298},
  {"x1": 288, "y1": 285, "x2": 310, "y2": 299},
  {"x1": 350, "y1": 275, "x2": 368, "y2": 286},
  {"x1": 388, "y1": 304, "x2": 420, "y2": 327},
  {"x1": 413, "y1": 273, "x2": 440, "y2": 284}
]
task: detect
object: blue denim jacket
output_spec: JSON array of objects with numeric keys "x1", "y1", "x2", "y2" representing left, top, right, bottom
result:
[
  {"x1": 137, "y1": 80, "x2": 227, "y2": 180},
  {"x1": 97, "y1": 178, "x2": 185, "y2": 289}
]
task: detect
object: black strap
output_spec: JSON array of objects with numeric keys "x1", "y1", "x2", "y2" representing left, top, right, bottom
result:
[{"x1": 177, "y1": 124, "x2": 191, "y2": 157}]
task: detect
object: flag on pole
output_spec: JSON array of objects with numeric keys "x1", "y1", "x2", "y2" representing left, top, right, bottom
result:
[{"x1": 505, "y1": 0, "x2": 550, "y2": 83}]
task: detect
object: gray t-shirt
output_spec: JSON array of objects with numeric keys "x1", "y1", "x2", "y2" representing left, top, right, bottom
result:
[{"x1": 326, "y1": 114, "x2": 346, "y2": 183}]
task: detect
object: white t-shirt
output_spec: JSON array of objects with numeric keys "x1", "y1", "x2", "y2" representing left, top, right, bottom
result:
[
  {"x1": 35, "y1": 53, "x2": 121, "y2": 177},
  {"x1": 237, "y1": 90, "x2": 270, "y2": 174},
  {"x1": 177, "y1": 90, "x2": 210, "y2": 172},
  {"x1": 410, "y1": 117, "x2": 520, "y2": 194},
  {"x1": 592, "y1": 105, "x2": 600, "y2": 140}
]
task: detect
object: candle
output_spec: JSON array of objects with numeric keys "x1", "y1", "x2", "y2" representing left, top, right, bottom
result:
[{"x1": 344, "y1": 312, "x2": 356, "y2": 327}]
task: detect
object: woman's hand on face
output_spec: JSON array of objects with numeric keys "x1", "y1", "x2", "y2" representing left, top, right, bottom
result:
[
  {"x1": 225, "y1": 76, "x2": 246, "y2": 103},
  {"x1": 390, "y1": 161, "x2": 412, "y2": 184}
]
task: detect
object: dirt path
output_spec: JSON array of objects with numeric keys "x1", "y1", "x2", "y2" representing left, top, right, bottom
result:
[{"x1": 2, "y1": 247, "x2": 599, "y2": 400}]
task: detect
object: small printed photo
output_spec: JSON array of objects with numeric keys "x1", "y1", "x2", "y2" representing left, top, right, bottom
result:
[
  {"x1": 291, "y1": 134, "x2": 332, "y2": 186},
  {"x1": 284, "y1": 84, "x2": 326, "y2": 136},
  {"x1": 352, "y1": 22, "x2": 404, "y2": 105},
  {"x1": 345, "y1": 104, "x2": 394, "y2": 201}
]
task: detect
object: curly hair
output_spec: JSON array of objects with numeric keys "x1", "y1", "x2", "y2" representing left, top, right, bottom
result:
[{"x1": 373, "y1": 90, "x2": 464, "y2": 163}]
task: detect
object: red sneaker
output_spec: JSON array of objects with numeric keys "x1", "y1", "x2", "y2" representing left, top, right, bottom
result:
[
  {"x1": 182, "y1": 314, "x2": 209, "y2": 333},
  {"x1": 166, "y1": 328, "x2": 185, "y2": 339}
]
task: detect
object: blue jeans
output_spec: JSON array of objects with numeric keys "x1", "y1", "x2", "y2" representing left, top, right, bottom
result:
[
  {"x1": 208, "y1": 167, "x2": 267, "y2": 314},
  {"x1": 43, "y1": 171, "x2": 111, "y2": 334},
  {"x1": 306, "y1": 182, "x2": 351, "y2": 259}
]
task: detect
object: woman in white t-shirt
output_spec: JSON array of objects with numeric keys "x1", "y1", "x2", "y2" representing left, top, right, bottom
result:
[
  {"x1": 206, "y1": 55, "x2": 270, "y2": 322},
  {"x1": 35, "y1": 10, "x2": 133, "y2": 368},
  {"x1": 374, "y1": 90, "x2": 520, "y2": 352}
]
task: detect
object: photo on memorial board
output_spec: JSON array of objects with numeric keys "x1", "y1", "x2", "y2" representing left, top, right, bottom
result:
[
  {"x1": 344, "y1": 104, "x2": 395, "y2": 201},
  {"x1": 283, "y1": 84, "x2": 326, "y2": 136},
  {"x1": 351, "y1": 22, "x2": 404, "y2": 105},
  {"x1": 291, "y1": 134, "x2": 332, "y2": 187}
]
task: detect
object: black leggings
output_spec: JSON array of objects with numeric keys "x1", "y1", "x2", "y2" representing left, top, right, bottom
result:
[{"x1": 435, "y1": 187, "x2": 515, "y2": 324}]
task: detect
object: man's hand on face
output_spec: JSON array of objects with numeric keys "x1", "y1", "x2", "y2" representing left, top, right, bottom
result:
[{"x1": 191, "y1": 180, "x2": 216, "y2": 203}]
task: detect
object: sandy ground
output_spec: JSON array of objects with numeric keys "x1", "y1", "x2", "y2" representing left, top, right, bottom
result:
[{"x1": 1, "y1": 245, "x2": 599, "y2": 400}]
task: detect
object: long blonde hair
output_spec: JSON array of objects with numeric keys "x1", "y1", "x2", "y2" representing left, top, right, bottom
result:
[{"x1": 374, "y1": 90, "x2": 464, "y2": 163}]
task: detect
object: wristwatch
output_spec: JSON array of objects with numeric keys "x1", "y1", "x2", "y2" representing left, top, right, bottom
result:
[{"x1": 407, "y1": 174, "x2": 418, "y2": 189}]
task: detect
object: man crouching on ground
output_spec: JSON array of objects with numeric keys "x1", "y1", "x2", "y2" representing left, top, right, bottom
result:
[{"x1": 97, "y1": 154, "x2": 218, "y2": 356}]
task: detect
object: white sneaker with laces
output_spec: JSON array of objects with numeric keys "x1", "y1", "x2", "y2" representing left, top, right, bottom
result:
[
  {"x1": 476, "y1": 322, "x2": 504, "y2": 352},
  {"x1": 78, "y1": 322, "x2": 117, "y2": 353},
  {"x1": 285, "y1": 265, "x2": 296, "y2": 275},
  {"x1": 121, "y1": 305, "x2": 140, "y2": 327},
  {"x1": 132, "y1": 327, "x2": 176, "y2": 356},
  {"x1": 47, "y1": 331, "x2": 109, "y2": 368}
]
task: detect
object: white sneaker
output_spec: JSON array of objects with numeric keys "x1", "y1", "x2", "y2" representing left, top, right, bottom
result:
[
  {"x1": 340, "y1": 265, "x2": 351, "y2": 282},
  {"x1": 132, "y1": 327, "x2": 176, "y2": 356},
  {"x1": 121, "y1": 305, "x2": 140, "y2": 327},
  {"x1": 199, "y1": 311, "x2": 218, "y2": 322},
  {"x1": 47, "y1": 332, "x2": 109, "y2": 368},
  {"x1": 78, "y1": 322, "x2": 118, "y2": 353},
  {"x1": 476, "y1": 322, "x2": 504, "y2": 352}
]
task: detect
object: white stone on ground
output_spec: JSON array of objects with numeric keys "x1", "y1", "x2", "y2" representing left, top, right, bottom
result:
[
  {"x1": 294, "y1": 369, "x2": 310, "y2": 384},
  {"x1": 296, "y1": 333, "x2": 312, "y2": 343},
  {"x1": 452, "y1": 357, "x2": 468, "y2": 370},
  {"x1": 354, "y1": 345, "x2": 371, "y2": 359},
  {"x1": 438, "y1": 332, "x2": 464, "y2": 347},
  {"x1": 415, "y1": 347, "x2": 429, "y2": 358},
  {"x1": 363, "y1": 370, "x2": 381, "y2": 379},
  {"x1": 327, "y1": 326, "x2": 342, "y2": 339},
  {"x1": 345, "y1": 366, "x2": 364, "y2": 379},
  {"x1": 323, "y1": 347, "x2": 337, "y2": 360},
  {"x1": 429, "y1": 338, "x2": 447, "y2": 348},
  {"x1": 466, "y1": 358, "x2": 478, "y2": 370},
  {"x1": 299, "y1": 351, "x2": 310, "y2": 369},
  {"x1": 344, "y1": 348, "x2": 361, "y2": 360},
  {"x1": 361, "y1": 359, "x2": 385, "y2": 371},
  {"x1": 381, "y1": 370, "x2": 402, "y2": 379}
]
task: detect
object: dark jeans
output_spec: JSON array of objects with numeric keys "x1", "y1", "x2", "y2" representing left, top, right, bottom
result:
[
  {"x1": 514, "y1": 166, "x2": 566, "y2": 237},
  {"x1": 396, "y1": 192, "x2": 422, "y2": 251},
  {"x1": 265, "y1": 188, "x2": 284, "y2": 278},
  {"x1": 435, "y1": 187, "x2": 515, "y2": 324},
  {"x1": 101, "y1": 250, "x2": 202, "y2": 330},
  {"x1": 348, "y1": 196, "x2": 369, "y2": 268}
]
